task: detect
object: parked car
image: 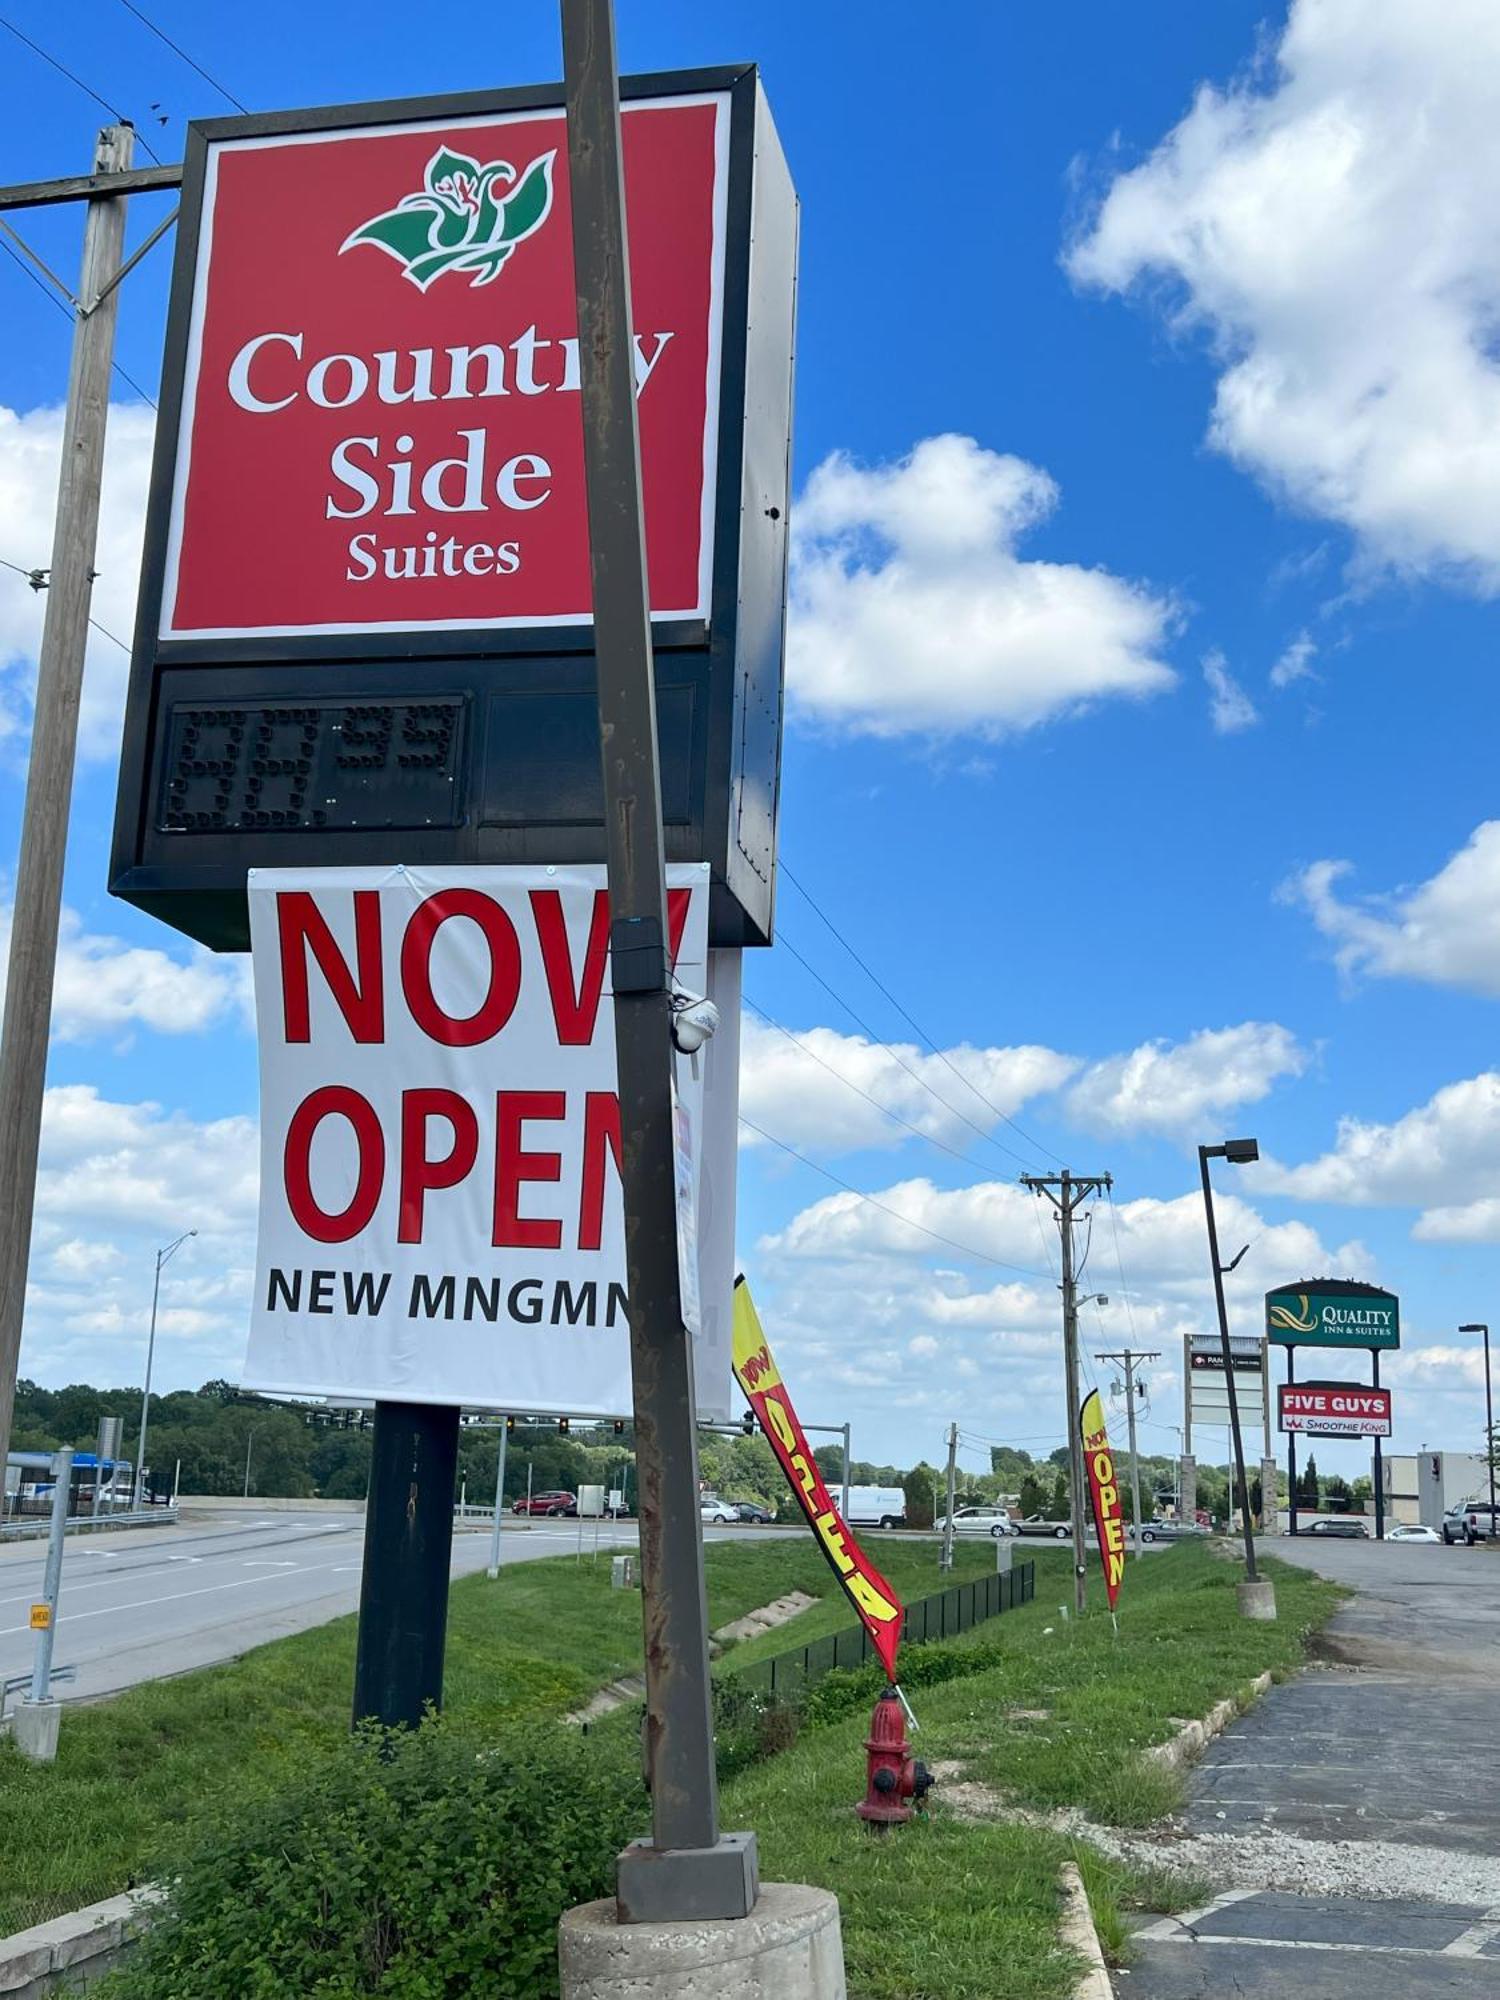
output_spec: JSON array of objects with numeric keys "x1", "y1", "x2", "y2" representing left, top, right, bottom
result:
[
  {"x1": 734, "y1": 1501, "x2": 773, "y2": 1524},
  {"x1": 1127, "y1": 1518, "x2": 1197, "y2": 1544},
  {"x1": 1017, "y1": 1514, "x2": 1073, "y2": 1540},
  {"x1": 700, "y1": 1498, "x2": 738, "y2": 1524},
  {"x1": 1388, "y1": 1523, "x2": 1442, "y2": 1544},
  {"x1": 842, "y1": 1485, "x2": 906, "y2": 1530},
  {"x1": 512, "y1": 1489, "x2": 576, "y2": 1517},
  {"x1": 1308, "y1": 1516, "x2": 1368, "y2": 1538},
  {"x1": 1443, "y1": 1499, "x2": 1500, "y2": 1545},
  {"x1": 934, "y1": 1505, "x2": 1018, "y2": 1539}
]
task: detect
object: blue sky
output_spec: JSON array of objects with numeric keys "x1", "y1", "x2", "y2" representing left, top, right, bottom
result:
[{"x1": 3, "y1": 0, "x2": 1499, "y2": 1493}]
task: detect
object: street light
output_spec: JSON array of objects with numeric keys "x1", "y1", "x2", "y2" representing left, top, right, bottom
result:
[
  {"x1": 135, "y1": 1230, "x2": 196, "y2": 1507},
  {"x1": 1459, "y1": 1324, "x2": 1495, "y2": 1533},
  {"x1": 1198, "y1": 1138, "x2": 1276, "y2": 1621}
]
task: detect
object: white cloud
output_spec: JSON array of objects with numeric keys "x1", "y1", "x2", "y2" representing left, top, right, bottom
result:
[
  {"x1": 1069, "y1": 0, "x2": 1500, "y2": 589},
  {"x1": 1286, "y1": 823, "x2": 1500, "y2": 996},
  {"x1": 1201, "y1": 649, "x2": 1259, "y2": 733},
  {"x1": 787, "y1": 434, "x2": 1176, "y2": 739},
  {"x1": 1254, "y1": 1071, "x2": 1500, "y2": 1237},
  {"x1": 19, "y1": 1083, "x2": 259, "y2": 1388},
  {"x1": 1067, "y1": 1022, "x2": 1306, "y2": 1138},
  {"x1": 739, "y1": 1014, "x2": 1077, "y2": 1157},
  {"x1": 0, "y1": 904, "x2": 253, "y2": 1044},
  {"x1": 1270, "y1": 631, "x2": 1317, "y2": 688},
  {"x1": 0, "y1": 402, "x2": 155, "y2": 759}
]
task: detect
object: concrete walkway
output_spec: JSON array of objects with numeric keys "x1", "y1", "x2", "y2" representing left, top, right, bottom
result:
[{"x1": 1116, "y1": 1539, "x2": 1500, "y2": 1998}]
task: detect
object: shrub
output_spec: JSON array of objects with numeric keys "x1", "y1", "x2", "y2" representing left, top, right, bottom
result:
[{"x1": 100, "y1": 1720, "x2": 642, "y2": 2000}]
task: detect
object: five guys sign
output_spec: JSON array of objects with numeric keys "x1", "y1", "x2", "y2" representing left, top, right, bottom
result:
[
  {"x1": 244, "y1": 863, "x2": 719, "y2": 1416},
  {"x1": 110, "y1": 69, "x2": 797, "y2": 952},
  {"x1": 1278, "y1": 1383, "x2": 1393, "y2": 1439}
]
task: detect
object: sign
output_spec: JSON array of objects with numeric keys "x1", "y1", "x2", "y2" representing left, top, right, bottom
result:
[
  {"x1": 1279, "y1": 1383, "x2": 1392, "y2": 1439},
  {"x1": 1190, "y1": 1342, "x2": 1263, "y2": 1373},
  {"x1": 242, "y1": 862, "x2": 728, "y2": 1416},
  {"x1": 1266, "y1": 1283, "x2": 1400, "y2": 1350},
  {"x1": 29, "y1": 1604, "x2": 50, "y2": 1631},
  {"x1": 1188, "y1": 1335, "x2": 1265, "y2": 1429},
  {"x1": 162, "y1": 97, "x2": 725, "y2": 639},
  {"x1": 732, "y1": 1281, "x2": 903, "y2": 1681},
  {"x1": 1079, "y1": 1390, "x2": 1125, "y2": 1609},
  {"x1": 110, "y1": 71, "x2": 797, "y2": 954}
]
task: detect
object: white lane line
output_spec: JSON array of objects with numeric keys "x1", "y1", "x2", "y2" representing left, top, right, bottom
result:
[
  {"x1": 1146, "y1": 1933, "x2": 1484, "y2": 1961},
  {"x1": 0, "y1": 1564, "x2": 346, "y2": 1637},
  {"x1": 1136, "y1": 1890, "x2": 1259, "y2": 1941},
  {"x1": 243, "y1": 1560, "x2": 298, "y2": 1569}
]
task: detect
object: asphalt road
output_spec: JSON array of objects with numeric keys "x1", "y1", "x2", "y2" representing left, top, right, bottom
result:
[
  {"x1": 0, "y1": 1509, "x2": 779, "y2": 1706},
  {"x1": 1117, "y1": 1536, "x2": 1500, "y2": 1999}
]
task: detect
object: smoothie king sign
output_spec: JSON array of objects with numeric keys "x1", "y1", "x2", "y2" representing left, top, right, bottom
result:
[{"x1": 160, "y1": 91, "x2": 728, "y2": 638}]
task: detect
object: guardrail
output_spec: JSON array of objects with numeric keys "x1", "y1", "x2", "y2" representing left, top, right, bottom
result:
[
  {"x1": 0, "y1": 1506, "x2": 175, "y2": 1543},
  {"x1": 729, "y1": 1559, "x2": 1036, "y2": 1699}
]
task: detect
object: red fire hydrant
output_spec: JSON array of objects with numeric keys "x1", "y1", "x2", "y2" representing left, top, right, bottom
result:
[{"x1": 857, "y1": 1686, "x2": 933, "y2": 1829}]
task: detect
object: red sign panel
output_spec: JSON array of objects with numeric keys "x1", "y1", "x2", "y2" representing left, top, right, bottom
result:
[
  {"x1": 1278, "y1": 1383, "x2": 1392, "y2": 1438},
  {"x1": 163, "y1": 94, "x2": 728, "y2": 639}
]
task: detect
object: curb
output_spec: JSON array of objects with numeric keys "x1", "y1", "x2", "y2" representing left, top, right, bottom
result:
[
  {"x1": 1144, "y1": 1669, "x2": 1273, "y2": 1772},
  {"x1": 1058, "y1": 1863, "x2": 1112, "y2": 2000}
]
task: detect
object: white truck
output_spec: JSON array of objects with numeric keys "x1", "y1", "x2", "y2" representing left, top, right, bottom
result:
[{"x1": 841, "y1": 1485, "x2": 906, "y2": 1529}]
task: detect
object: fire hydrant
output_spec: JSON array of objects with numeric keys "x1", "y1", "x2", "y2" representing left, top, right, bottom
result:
[{"x1": 857, "y1": 1686, "x2": 933, "y2": 1829}]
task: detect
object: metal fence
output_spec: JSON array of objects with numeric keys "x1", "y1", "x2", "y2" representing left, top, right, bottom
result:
[{"x1": 731, "y1": 1559, "x2": 1035, "y2": 1700}]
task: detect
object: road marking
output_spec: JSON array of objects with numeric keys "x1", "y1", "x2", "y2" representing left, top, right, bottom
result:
[
  {"x1": 0, "y1": 1565, "x2": 339, "y2": 1637},
  {"x1": 1442, "y1": 1911, "x2": 1500, "y2": 1957},
  {"x1": 243, "y1": 1560, "x2": 297, "y2": 1569}
]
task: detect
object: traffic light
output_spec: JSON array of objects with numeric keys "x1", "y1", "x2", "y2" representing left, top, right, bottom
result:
[
  {"x1": 612, "y1": 1419, "x2": 625, "y2": 1437},
  {"x1": 742, "y1": 1408, "x2": 755, "y2": 1436},
  {"x1": 505, "y1": 1415, "x2": 516, "y2": 1435},
  {"x1": 558, "y1": 1417, "x2": 570, "y2": 1435}
]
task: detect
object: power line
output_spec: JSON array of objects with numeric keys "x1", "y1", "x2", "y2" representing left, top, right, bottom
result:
[
  {"x1": 780, "y1": 860, "x2": 1066, "y2": 1168},
  {"x1": 1105, "y1": 1188, "x2": 1141, "y2": 1345},
  {"x1": 737, "y1": 1114, "x2": 1047, "y2": 1278},
  {"x1": 775, "y1": 930, "x2": 1037, "y2": 1172},
  {"x1": 1, "y1": 556, "x2": 131, "y2": 653},
  {"x1": 0, "y1": 13, "x2": 162, "y2": 163},
  {"x1": 0, "y1": 235, "x2": 157, "y2": 407},
  {"x1": 743, "y1": 996, "x2": 997, "y2": 1174},
  {"x1": 116, "y1": 0, "x2": 248, "y2": 113}
]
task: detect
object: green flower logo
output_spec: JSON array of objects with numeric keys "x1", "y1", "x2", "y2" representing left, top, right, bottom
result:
[{"x1": 341, "y1": 145, "x2": 557, "y2": 292}]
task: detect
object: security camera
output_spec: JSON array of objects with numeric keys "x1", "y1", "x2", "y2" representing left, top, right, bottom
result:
[{"x1": 670, "y1": 991, "x2": 720, "y2": 1057}]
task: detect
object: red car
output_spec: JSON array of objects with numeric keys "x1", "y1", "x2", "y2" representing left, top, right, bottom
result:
[{"x1": 512, "y1": 1489, "x2": 577, "y2": 1517}]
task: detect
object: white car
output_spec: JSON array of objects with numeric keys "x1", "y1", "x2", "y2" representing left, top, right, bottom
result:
[
  {"x1": 1388, "y1": 1523, "x2": 1442, "y2": 1544},
  {"x1": 699, "y1": 1498, "x2": 738, "y2": 1525},
  {"x1": 934, "y1": 1505, "x2": 1018, "y2": 1539}
]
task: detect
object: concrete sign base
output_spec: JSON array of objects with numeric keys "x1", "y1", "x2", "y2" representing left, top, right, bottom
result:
[
  {"x1": 559, "y1": 1883, "x2": 845, "y2": 1999},
  {"x1": 1238, "y1": 1578, "x2": 1278, "y2": 1622},
  {"x1": 13, "y1": 1697, "x2": 60, "y2": 1763}
]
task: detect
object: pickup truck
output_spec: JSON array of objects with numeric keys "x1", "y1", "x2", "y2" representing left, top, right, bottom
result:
[{"x1": 1442, "y1": 1498, "x2": 1500, "y2": 1545}]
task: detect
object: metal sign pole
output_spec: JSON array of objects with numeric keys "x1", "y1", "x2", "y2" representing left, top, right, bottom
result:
[
  {"x1": 560, "y1": 0, "x2": 756, "y2": 1922},
  {"x1": 29, "y1": 1448, "x2": 74, "y2": 1705},
  {"x1": 487, "y1": 1419, "x2": 509, "y2": 1579}
]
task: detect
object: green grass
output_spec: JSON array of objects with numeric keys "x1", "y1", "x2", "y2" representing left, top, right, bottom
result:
[
  {"x1": 0, "y1": 1530, "x2": 992, "y2": 1935},
  {"x1": 721, "y1": 1543, "x2": 1342, "y2": 2000}
]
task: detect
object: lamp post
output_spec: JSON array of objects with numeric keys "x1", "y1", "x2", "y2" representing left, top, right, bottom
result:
[
  {"x1": 135, "y1": 1230, "x2": 195, "y2": 1507},
  {"x1": 1459, "y1": 1324, "x2": 1496, "y2": 1534},
  {"x1": 243, "y1": 1427, "x2": 257, "y2": 1500},
  {"x1": 1198, "y1": 1139, "x2": 1276, "y2": 1620}
]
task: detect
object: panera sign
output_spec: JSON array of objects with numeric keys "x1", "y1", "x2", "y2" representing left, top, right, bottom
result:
[{"x1": 1265, "y1": 1283, "x2": 1400, "y2": 1351}]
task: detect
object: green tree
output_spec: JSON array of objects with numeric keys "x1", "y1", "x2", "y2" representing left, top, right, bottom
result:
[
  {"x1": 1048, "y1": 1468, "x2": 1069, "y2": 1520},
  {"x1": 1018, "y1": 1472, "x2": 1046, "y2": 1519},
  {"x1": 988, "y1": 1446, "x2": 1034, "y2": 1490},
  {"x1": 902, "y1": 1462, "x2": 937, "y2": 1530}
]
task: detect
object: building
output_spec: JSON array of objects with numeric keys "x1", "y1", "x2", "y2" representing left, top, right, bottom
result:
[
  {"x1": 1413, "y1": 1451, "x2": 1491, "y2": 1528},
  {"x1": 1380, "y1": 1453, "x2": 1420, "y2": 1527}
]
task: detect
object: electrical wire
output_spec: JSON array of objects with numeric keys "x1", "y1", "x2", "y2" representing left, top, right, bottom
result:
[
  {"x1": 743, "y1": 995, "x2": 999, "y2": 1175},
  {"x1": 0, "y1": 13, "x2": 162, "y2": 162},
  {"x1": 1105, "y1": 1188, "x2": 1141, "y2": 1345},
  {"x1": 1, "y1": 555, "x2": 131, "y2": 652},
  {"x1": 775, "y1": 932, "x2": 1038, "y2": 1172},
  {"x1": 116, "y1": 0, "x2": 247, "y2": 113},
  {"x1": 737, "y1": 1114, "x2": 1047, "y2": 1278},
  {"x1": 0, "y1": 236, "x2": 158, "y2": 406},
  {"x1": 780, "y1": 859, "x2": 1066, "y2": 1168}
]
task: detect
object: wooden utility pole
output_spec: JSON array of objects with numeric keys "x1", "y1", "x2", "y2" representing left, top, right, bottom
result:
[
  {"x1": 1022, "y1": 1170, "x2": 1111, "y2": 1615},
  {"x1": 1096, "y1": 1348, "x2": 1160, "y2": 1560},
  {"x1": 940, "y1": 1421, "x2": 958, "y2": 1571},
  {"x1": 0, "y1": 126, "x2": 180, "y2": 1494}
]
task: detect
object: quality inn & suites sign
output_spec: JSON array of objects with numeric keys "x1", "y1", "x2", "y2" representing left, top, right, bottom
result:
[{"x1": 1265, "y1": 1280, "x2": 1400, "y2": 1351}]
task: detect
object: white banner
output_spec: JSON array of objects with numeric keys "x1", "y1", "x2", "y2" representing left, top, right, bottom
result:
[{"x1": 242, "y1": 863, "x2": 728, "y2": 1417}]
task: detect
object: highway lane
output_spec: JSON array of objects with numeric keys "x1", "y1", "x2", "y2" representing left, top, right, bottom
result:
[{"x1": 0, "y1": 1508, "x2": 683, "y2": 1705}]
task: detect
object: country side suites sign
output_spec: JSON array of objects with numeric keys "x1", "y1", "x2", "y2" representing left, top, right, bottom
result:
[
  {"x1": 161, "y1": 94, "x2": 726, "y2": 636},
  {"x1": 1265, "y1": 1282, "x2": 1400, "y2": 1351},
  {"x1": 110, "y1": 72, "x2": 797, "y2": 954}
]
